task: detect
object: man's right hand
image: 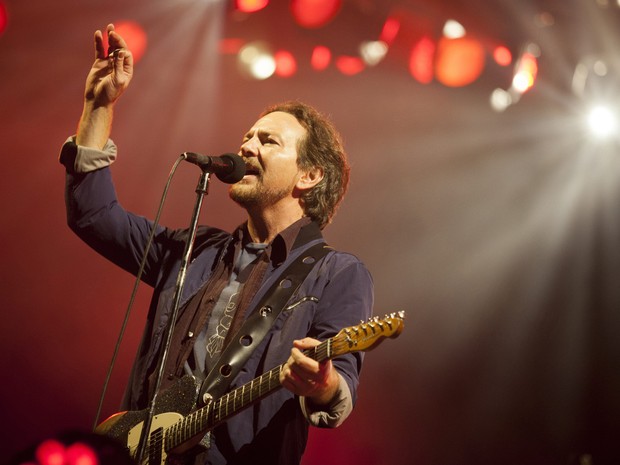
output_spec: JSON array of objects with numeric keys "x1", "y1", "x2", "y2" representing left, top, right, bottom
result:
[
  {"x1": 77, "y1": 24, "x2": 133, "y2": 150},
  {"x1": 84, "y1": 23, "x2": 133, "y2": 106}
]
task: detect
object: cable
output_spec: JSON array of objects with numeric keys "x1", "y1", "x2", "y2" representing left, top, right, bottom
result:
[{"x1": 92, "y1": 155, "x2": 186, "y2": 430}]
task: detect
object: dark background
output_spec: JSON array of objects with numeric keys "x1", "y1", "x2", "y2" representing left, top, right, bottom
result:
[{"x1": 1, "y1": 1, "x2": 619, "y2": 464}]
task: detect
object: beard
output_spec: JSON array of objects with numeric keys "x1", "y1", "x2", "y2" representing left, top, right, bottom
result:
[{"x1": 229, "y1": 176, "x2": 296, "y2": 209}]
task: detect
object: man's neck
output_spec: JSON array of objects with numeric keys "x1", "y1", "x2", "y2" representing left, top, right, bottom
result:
[{"x1": 246, "y1": 204, "x2": 306, "y2": 244}]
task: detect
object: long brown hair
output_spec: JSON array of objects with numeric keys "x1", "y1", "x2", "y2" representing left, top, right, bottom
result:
[{"x1": 261, "y1": 101, "x2": 350, "y2": 229}]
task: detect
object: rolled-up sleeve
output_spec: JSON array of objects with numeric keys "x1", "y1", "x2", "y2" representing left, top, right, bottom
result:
[
  {"x1": 59, "y1": 136, "x2": 117, "y2": 173},
  {"x1": 300, "y1": 373, "x2": 353, "y2": 428}
]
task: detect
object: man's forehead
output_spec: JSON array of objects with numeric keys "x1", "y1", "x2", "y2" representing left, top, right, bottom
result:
[{"x1": 249, "y1": 111, "x2": 305, "y2": 135}]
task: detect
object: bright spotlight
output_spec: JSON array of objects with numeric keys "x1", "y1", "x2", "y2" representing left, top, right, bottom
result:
[
  {"x1": 359, "y1": 40, "x2": 388, "y2": 66},
  {"x1": 442, "y1": 19, "x2": 466, "y2": 39},
  {"x1": 511, "y1": 51, "x2": 538, "y2": 94},
  {"x1": 490, "y1": 88, "x2": 512, "y2": 112},
  {"x1": 587, "y1": 105, "x2": 617, "y2": 138},
  {"x1": 238, "y1": 42, "x2": 276, "y2": 79}
]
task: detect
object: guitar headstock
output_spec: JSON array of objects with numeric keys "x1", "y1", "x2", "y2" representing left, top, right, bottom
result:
[{"x1": 331, "y1": 311, "x2": 405, "y2": 356}]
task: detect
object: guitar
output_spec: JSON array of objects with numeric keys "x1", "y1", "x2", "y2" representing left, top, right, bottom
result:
[{"x1": 95, "y1": 311, "x2": 405, "y2": 464}]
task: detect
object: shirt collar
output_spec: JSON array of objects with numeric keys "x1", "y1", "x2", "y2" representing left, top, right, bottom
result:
[{"x1": 234, "y1": 217, "x2": 322, "y2": 266}]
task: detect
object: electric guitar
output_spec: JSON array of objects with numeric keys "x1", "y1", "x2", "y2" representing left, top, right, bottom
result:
[{"x1": 95, "y1": 311, "x2": 405, "y2": 464}]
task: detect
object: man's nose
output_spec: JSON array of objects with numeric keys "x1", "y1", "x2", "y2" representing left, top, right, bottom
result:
[{"x1": 240, "y1": 136, "x2": 259, "y2": 157}]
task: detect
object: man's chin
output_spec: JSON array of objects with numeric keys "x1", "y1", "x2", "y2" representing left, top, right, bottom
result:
[{"x1": 229, "y1": 184, "x2": 258, "y2": 205}]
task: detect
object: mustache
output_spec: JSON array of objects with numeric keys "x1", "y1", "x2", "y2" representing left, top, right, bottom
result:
[{"x1": 243, "y1": 159, "x2": 262, "y2": 175}]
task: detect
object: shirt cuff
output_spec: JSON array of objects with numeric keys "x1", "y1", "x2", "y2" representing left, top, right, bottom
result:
[
  {"x1": 59, "y1": 136, "x2": 117, "y2": 173},
  {"x1": 299, "y1": 373, "x2": 353, "y2": 428}
]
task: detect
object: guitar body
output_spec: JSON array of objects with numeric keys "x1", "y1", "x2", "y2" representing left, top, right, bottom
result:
[{"x1": 95, "y1": 375, "x2": 201, "y2": 464}]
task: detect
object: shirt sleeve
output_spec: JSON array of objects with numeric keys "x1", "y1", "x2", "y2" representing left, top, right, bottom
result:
[
  {"x1": 299, "y1": 372, "x2": 353, "y2": 428},
  {"x1": 59, "y1": 136, "x2": 117, "y2": 173}
]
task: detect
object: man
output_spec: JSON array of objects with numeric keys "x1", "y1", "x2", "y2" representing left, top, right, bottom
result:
[{"x1": 60, "y1": 24, "x2": 373, "y2": 464}]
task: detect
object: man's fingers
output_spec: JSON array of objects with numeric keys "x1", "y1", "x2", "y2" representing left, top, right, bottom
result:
[
  {"x1": 293, "y1": 337, "x2": 320, "y2": 350},
  {"x1": 108, "y1": 29, "x2": 129, "y2": 53},
  {"x1": 94, "y1": 30, "x2": 105, "y2": 60}
]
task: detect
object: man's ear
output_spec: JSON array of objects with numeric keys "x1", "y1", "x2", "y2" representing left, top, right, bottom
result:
[{"x1": 296, "y1": 166, "x2": 324, "y2": 191}]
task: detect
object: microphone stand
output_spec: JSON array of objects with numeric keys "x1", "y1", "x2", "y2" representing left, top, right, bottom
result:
[{"x1": 135, "y1": 169, "x2": 211, "y2": 464}]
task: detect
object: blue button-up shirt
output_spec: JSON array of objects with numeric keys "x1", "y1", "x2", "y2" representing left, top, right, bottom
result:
[{"x1": 61, "y1": 139, "x2": 374, "y2": 464}]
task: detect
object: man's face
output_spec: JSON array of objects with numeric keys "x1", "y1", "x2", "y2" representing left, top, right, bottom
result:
[{"x1": 230, "y1": 111, "x2": 307, "y2": 208}]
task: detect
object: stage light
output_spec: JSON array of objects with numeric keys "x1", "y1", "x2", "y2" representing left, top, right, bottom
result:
[
  {"x1": 311, "y1": 45, "x2": 331, "y2": 70},
  {"x1": 587, "y1": 105, "x2": 617, "y2": 138},
  {"x1": 442, "y1": 19, "x2": 465, "y2": 39},
  {"x1": 290, "y1": 0, "x2": 342, "y2": 29},
  {"x1": 0, "y1": 2, "x2": 8, "y2": 37},
  {"x1": 435, "y1": 36, "x2": 485, "y2": 87},
  {"x1": 335, "y1": 56, "x2": 364, "y2": 75},
  {"x1": 65, "y1": 442, "x2": 98, "y2": 465},
  {"x1": 380, "y1": 16, "x2": 400, "y2": 45},
  {"x1": 274, "y1": 50, "x2": 297, "y2": 77},
  {"x1": 359, "y1": 40, "x2": 388, "y2": 66},
  {"x1": 409, "y1": 36, "x2": 435, "y2": 84},
  {"x1": 490, "y1": 88, "x2": 512, "y2": 112},
  {"x1": 35, "y1": 440, "x2": 65, "y2": 465},
  {"x1": 236, "y1": 0, "x2": 269, "y2": 13},
  {"x1": 511, "y1": 51, "x2": 538, "y2": 93},
  {"x1": 493, "y1": 45, "x2": 512, "y2": 66},
  {"x1": 238, "y1": 41, "x2": 275, "y2": 79},
  {"x1": 103, "y1": 20, "x2": 148, "y2": 63}
]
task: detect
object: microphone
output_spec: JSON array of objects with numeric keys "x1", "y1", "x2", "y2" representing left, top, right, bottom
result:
[{"x1": 182, "y1": 152, "x2": 246, "y2": 184}]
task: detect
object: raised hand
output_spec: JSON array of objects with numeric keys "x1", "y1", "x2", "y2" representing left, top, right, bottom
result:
[
  {"x1": 77, "y1": 24, "x2": 133, "y2": 149},
  {"x1": 83, "y1": 24, "x2": 133, "y2": 107}
]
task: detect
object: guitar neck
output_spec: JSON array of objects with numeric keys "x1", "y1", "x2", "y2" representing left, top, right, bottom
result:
[{"x1": 165, "y1": 338, "x2": 333, "y2": 452}]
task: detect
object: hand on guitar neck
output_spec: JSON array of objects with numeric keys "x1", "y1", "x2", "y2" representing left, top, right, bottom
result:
[{"x1": 280, "y1": 337, "x2": 341, "y2": 406}]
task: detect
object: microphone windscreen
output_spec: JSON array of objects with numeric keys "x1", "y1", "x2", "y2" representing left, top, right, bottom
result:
[{"x1": 216, "y1": 153, "x2": 246, "y2": 184}]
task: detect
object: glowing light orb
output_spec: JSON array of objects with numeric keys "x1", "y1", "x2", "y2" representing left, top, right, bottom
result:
[
  {"x1": 587, "y1": 105, "x2": 617, "y2": 138},
  {"x1": 0, "y1": 3, "x2": 8, "y2": 37},
  {"x1": 290, "y1": 0, "x2": 342, "y2": 29},
  {"x1": 435, "y1": 36, "x2": 485, "y2": 87},
  {"x1": 311, "y1": 45, "x2": 331, "y2": 70},
  {"x1": 274, "y1": 50, "x2": 297, "y2": 77},
  {"x1": 236, "y1": 0, "x2": 269, "y2": 13},
  {"x1": 409, "y1": 36, "x2": 435, "y2": 84}
]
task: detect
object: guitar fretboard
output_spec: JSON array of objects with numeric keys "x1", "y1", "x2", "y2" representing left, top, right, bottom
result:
[{"x1": 164, "y1": 337, "x2": 333, "y2": 451}]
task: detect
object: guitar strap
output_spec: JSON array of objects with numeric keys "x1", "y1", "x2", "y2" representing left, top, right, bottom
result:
[{"x1": 198, "y1": 241, "x2": 331, "y2": 406}]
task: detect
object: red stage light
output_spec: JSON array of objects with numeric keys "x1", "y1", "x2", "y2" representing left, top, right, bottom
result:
[
  {"x1": 380, "y1": 17, "x2": 400, "y2": 45},
  {"x1": 35, "y1": 440, "x2": 65, "y2": 465},
  {"x1": 65, "y1": 442, "x2": 99, "y2": 465},
  {"x1": 275, "y1": 50, "x2": 297, "y2": 77},
  {"x1": 435, "y1": 36, "x2": 485, "y2": 87},
  {"x1": 0, "y1": 2, "x2": 8, "y2": 37},
  {"x1": 409, "y1": 36, "x2": 435, "y2": 84},
  {"x1": 311, "y1": 45, "x2": 331, "y2": 70},
  {"x1": 335, "y1": 56, "x2": 364, "y2": 75},
  {"x1": 493, "y1": 45, "x2": 512, "y2": 66},
  {"x1": 103, "y1": 21, "x2": 148, "y2": 63},
  {"x1": 290, "y1": 0, "x2": 342, "y2": 29},
  {"x1": 236, "y1": 0, "x2": 269, "y2": 13}
]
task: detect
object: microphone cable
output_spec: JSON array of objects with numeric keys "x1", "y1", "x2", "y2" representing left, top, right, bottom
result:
[{"x1": 92, "y1": 155, "x2": 185, "y2": 430}]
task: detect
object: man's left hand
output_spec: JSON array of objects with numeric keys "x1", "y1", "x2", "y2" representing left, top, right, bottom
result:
[{"x1": 279, "y1": 337, "x2": 340, "y2": 406}]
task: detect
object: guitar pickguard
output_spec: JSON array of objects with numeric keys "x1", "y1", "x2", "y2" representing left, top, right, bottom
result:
[{"x1": 127, "y1": 411, "x2": 184, "y2": 464}]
